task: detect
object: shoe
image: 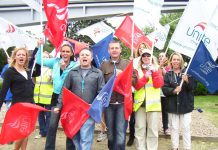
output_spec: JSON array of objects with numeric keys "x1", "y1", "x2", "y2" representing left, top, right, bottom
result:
[
  {"x1": 8, "y1": 142, "x2": 13, "y2": 145},
  {"x1": 164, "y1": 129, "x2": 170, "y2": 135},
  {"x1": 97, "y1": 132, "x2": 107, "y2": 142},
  {"x1": 34, "y1": 134, "x2": 42, "y2": 139},
  {"x1": 127, "y1": 137, "x2": 134, "y2": 146}
]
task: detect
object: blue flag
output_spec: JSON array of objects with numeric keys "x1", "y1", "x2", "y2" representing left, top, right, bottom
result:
[
  {"x1": 188, "y1": 41, "x2": 218, "y2": 94},
  {"x1": 88, "y1": 73, "x2": 116, "y2": 123},
  {"x1": 91, "y1": 33, "x2": 113, "y2": 68}
]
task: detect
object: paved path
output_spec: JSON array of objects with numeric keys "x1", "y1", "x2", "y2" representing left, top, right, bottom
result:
[{"x1": 0, "y1": 104, "x2": 218, "y2": 150}]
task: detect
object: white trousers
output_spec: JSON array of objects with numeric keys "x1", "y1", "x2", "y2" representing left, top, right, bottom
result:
[
  {"x1": 135, "y1": 108, "x2": 160, "y2": 150},
  {"x1": 168, "y1": 113, "x2": 192, "y2": 150}
]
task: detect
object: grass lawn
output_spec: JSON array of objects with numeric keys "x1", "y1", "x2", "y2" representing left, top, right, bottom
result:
[{"x1": 195, "y1": 95, "x2": 218, "y2": 128}]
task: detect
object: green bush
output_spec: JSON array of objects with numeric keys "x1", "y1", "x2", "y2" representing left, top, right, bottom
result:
[{"x1": 194, "y1": 82, "x2": 209, "y2": 95}]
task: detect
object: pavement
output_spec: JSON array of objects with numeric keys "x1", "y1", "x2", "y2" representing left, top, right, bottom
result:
[{"x1": 0, "y1": 104, "x2": 218, "y2": 150}]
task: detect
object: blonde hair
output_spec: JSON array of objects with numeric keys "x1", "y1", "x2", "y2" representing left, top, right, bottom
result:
[
  {"x1": 168, "y1": 52, "x2": 184, "y2": 69},
  {"x1": 135, "y1": 42, "x2": 150, "y2": 58},
  {"x1": 9, "y1": 47, "x2": 29, "y2": 70}
]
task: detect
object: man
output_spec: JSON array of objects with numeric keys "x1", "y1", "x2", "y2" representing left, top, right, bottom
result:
[
  {"x1": 100, "y1": 41, "x2": 136, "y2": 150},
  {"x1": 55, "y1": 48, "x2": 105, "y2": 150}
]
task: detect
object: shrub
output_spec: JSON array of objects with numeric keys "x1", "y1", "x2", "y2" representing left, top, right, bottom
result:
[{"x1": 194, "y1": 82, "x2": 209, "y2": 96}]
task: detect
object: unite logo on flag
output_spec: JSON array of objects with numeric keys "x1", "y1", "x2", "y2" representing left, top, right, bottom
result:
[
  {"x1": 47, "y1": 3, "x2": 68, "y2": 33},
  {"x1": 96, "y1": 92, "x2": 109, "y2": 106},
  {"x1": 6, "y1": 24, "x2": 15, "y2": 33},
  {"x1": 7, "y1": 114, "x2": 31, "y2": 134},
  {"x1": 186, "y1": 22, "x2": 210, "y2": 46},
  {"x1": 200, "y1": 61, "x2": 217, "y2": 75},
  {"x1": 61, "y1": 112, "x2": 74, "y2": 124}
]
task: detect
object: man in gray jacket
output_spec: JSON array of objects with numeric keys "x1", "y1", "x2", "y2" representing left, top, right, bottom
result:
[{"x1": 55, "y1": 48, "x2": 105, "y2": 150}]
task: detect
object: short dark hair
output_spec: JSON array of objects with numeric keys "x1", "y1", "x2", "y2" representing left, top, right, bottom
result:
[
  {"x1": 109, "y1": 40, "x2": 121, "y2": 49},
  {"x1": 79, "y1": 48, "x2": 93, "y2": 57}
]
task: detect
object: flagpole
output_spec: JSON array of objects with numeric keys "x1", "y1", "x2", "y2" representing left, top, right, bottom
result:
[
  {"x1": 3, "y1": 49, "x2": 10, "y2": 59},
  {"x1": 177, "y1": 40, "x2": 202, "y2": 94},
  {"x1": 40, "y1": 0, "x2": 44, "y2": 71}
]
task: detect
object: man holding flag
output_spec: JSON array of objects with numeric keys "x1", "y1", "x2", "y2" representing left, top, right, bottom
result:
[
  {"x1": 100, "y1": 41, "x2": 137, "y2": 150},
  {"x1": 54, "y1": 48, "x2": 105, "y2": 150}
]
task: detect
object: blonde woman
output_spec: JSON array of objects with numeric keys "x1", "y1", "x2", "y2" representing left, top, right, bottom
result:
[
  {"x1": 0, "y1": 48, "x2": 34, "y2": 150},
  {"x1": 162, "y1": 52, "x2": 196, "y2": 150}
]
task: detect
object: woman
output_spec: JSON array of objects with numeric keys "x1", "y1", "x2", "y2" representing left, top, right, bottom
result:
[
  {"x1": 34, "y1": 51, "x2": 53, "y2": 139},
  {"x1": 36, "y1": 43, "x2": 79, "y2": 150},
  {"x1": 127, "y1": 42, "x2": 151, "y2": 146},
  {"x1": 162, "y1": 52, "x2": 196, "y2": 150},
  {"x1": 0, "y1": 47, "x2": 34, "y2": 150},
  {"x1": 133, "y1": 42, "x2": 150, "y2": 68},
  {"x1": 133, "y1": 49, "x2": 164, "y2": 150},
  {"x1": 158, "y1": 52, "x2": 171, "y2": 135}
]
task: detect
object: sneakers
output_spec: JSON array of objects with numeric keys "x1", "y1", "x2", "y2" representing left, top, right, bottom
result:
[
  {"x1": 97, "y1": 132, "x2": 107, "y2": 142},
  {"x1": 34, "y1": 135, "x2": 42, "y2": 139},
  {"x1": 164, "y1": 128, "x2": 170, "y2": 135},
  {"x1": 34, "y1": 134, "x2": 46, "y2": 139}
]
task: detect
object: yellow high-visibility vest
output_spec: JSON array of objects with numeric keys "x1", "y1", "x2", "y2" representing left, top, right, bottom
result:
[
  {"x1": 133, "y1": 67, "x2": 161, "y2": 112},
  {"x1": 34, "y1": 68, "x2": 53, "y2": 105}
]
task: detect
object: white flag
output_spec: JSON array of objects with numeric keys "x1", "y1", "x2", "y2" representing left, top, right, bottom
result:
[
  {"x1": 77, "y1": 22, "x2": 114, "y2": 43},
  {"x1": 203, "y1": 5, "x2": 218, "y2": 59},
  {"x1": 133, "y1": 0, "x2": 164, "y2": 29},
  {"x1": 148, "y1": 24, "x2": 170, "y2": 50},
  {"x1": 22, "y1": 0, "x2": 42, "y2": 13},
  {"x1": 0, "y1": 17, "x2": 36, "y2": 50},
  {"x1": 169, "y1": 0, "x2": 218, "y2": 60}
]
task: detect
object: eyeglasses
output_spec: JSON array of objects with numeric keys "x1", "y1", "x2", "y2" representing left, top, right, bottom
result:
[{"x1": 142, "y1": 53, "x2": 151, "y2": 57}]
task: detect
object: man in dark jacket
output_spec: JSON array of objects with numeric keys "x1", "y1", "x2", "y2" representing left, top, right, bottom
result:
[
  {"x1": 100, "y1": 41, "x2": 137, "y2": 150},
  {"x1": 55, "y1": 48, "x2": 105, "y2": 150}
]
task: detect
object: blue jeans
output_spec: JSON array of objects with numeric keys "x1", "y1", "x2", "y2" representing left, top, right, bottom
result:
[
  {"x1": 44, "y1": 107, "x2": 75, "y2": 150},
  {"x1": 37, "y1": 104, "x2": 52, "y2": 136},
  {"x1": 105, "y1": 104, "x2": 127, "y2": 150},
  {"x1": 73, "y1": 117, "x2": 95, "y2": 150}
]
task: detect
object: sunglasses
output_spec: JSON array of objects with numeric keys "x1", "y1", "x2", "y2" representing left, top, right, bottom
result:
[{"x1": 142, "y1": 53, "x2": 151, "y2": 57}]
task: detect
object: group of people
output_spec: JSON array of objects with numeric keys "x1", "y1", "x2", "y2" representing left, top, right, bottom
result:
[{"x1": 0, "y1": 39, "x2": 196, "y2": 150}]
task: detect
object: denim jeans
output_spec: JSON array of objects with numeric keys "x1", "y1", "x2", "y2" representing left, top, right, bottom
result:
[
  {"x1": 161, "y1": 97, "x2": 169, "y2": 130},
  {"x1": 105, "y1": 104, "x2": 127, "y2": 150},
  {"x1": 73, "y1": 117, "x2": 95, "y2": 150},
  {"x1": 37, "y1": 104, "x2": 52, "y2": 136},
  {"x1": 128, "y1": 112, "x2": 135, "y2": 139},
  {"x1": 44, "y1": 107, "x2": 75, "y2": 150}
]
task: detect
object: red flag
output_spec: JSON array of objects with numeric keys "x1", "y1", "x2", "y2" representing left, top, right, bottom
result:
[
  {"x1": 43, "y1": 0, "x2": 68, "y2": 53},
  {"x1": 115, "y1": 16, "x2": 152, "y2": 53},
  {"x1": 113, "y1": 61, "x2": 133, "y2": 120},
  {"x1": 0, "y1": 103, "x2": 48, "y2": 144},
  {"x1": 61, "y1": 88, "x2": 90, "y2": 139},
  {"x1": 65, "y1": 37, "x2": 89, "y2": 55}
]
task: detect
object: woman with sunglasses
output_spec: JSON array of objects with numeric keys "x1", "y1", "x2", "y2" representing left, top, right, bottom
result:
[{"x1": 133, "y1": 49, "x2": 164, "y2": 150}]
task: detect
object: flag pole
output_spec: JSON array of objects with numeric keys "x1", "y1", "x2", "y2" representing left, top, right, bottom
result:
[
  {"x1": 3, "y1": 49, "x2": 10, "y2": 59},
  {"x1": 177, "y1": 40, "x2": 202, "y2": 94}
]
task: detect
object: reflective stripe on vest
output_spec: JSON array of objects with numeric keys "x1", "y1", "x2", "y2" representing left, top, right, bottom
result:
[
  {"x1": 34, "y1": 69, "x2": 53, "y2": 105},
  {"x1": 134, "y1": 68, "x2": 161, "y2": 112}
]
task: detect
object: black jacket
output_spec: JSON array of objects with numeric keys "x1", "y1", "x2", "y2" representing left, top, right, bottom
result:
[
  {"x1": 0, "y1": 67, "x2": 34, "y2": 108},
  {"x1": 162, "y1": 70, "x2": 197, "y2": 114}
]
